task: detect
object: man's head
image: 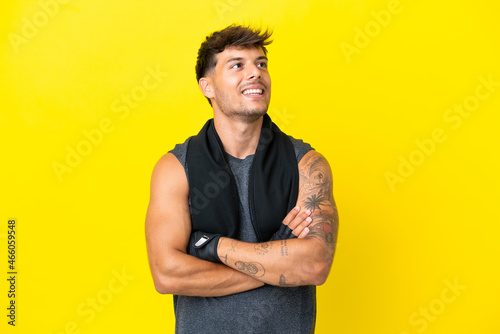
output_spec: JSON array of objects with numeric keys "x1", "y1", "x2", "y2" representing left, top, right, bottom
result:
[{"x1": 196, "y1": 25, "x2": 273, "y2": 123}]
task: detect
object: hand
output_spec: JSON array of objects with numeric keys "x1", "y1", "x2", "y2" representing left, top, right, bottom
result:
[
  {"x1": 270, "y1": 206, "x2": 312, "y2": 240},
  {"x1": 188, "y1": 231, "x2": 222, "y2": 263}
]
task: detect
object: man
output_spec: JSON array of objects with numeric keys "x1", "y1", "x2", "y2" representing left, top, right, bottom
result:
[{"x1": 145, "y1": 24, "x2": 339, "y2": 333}]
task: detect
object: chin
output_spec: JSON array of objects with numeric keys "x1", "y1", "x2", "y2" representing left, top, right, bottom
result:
[
  {"x1": 232, "y1": 112, "x2": 264, "y2": 124},
  {"x1": 220, "y1": 103, "x2": 268, "y2": 123},
  {"x1": 241, "y1": 107, "x2": 268, "y2": 123}
]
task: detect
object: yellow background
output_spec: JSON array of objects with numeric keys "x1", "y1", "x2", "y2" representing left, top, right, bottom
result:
[{"x1": 1, "y1": 0, "x2": 499, "y2": 333}]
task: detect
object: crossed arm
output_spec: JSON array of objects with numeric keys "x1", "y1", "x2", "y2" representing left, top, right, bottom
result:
[
  {"x1": 145, "y1": 150, "x2": 338, "y2": 297},
  {"x1": 216, "y1": 150, "x2": 338, "y2": 286}
]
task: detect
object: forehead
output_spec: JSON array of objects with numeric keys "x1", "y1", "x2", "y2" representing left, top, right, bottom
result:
[{"x1": 215, "y1": 46, "x2": 266, "y2": 65}]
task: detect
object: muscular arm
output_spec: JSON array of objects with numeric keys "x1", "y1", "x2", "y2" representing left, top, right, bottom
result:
[
  {"x1": 145, "y1": 153, "x2": 264, "y2": 297},
  {"x1": 217, "y1": 150, "x2": 339, "y2": 287}
]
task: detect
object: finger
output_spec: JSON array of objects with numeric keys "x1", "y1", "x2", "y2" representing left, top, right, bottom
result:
[
  {"x1": 291, "y1": 216, "x2": 312, "y2": 237},
  {"x1": 297, "y1": 227, "x2": 310, "y2": 239},
  {"x1": 288, "y1": 209, "x2": 311, "y2": 230},
  {"x1": 282, "y1": 206, "x2": 300, "y2": 226}
]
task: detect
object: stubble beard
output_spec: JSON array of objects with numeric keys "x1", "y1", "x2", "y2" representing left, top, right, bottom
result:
[{"x1": 214, "y1": 87, "x2": 269, "y2": 124}]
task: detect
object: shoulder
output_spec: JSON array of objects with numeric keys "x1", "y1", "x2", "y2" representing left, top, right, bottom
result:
[
  {"x1": 297, "y1": 150, "x2": 332, "y2": 183},
  {"x1": 168, "y1": 136, "x2": 194, "y2": 169},
  {"x1": 287, "y1": 135, "x2": 314, "y2": 163},
  {"x1": 151, "y1": 152, "x2": 186, "y2": 183},
  {"x1": 150, "y1": 152, "x2": 189, "y2": 202}
]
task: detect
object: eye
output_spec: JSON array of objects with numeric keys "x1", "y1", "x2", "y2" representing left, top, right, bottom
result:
[
  {"x1": 230, "y1": 62, "x2": 242, "y2": 69},
  {"x1": 257, "y1": 62, "x2": 268, "y2": 68}
]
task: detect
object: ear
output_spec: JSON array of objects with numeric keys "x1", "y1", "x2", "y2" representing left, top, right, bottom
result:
[{"x1": 199, "y1": 77, "x2": 215, "y2": 100}]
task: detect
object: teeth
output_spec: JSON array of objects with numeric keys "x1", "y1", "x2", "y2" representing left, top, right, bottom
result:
[{"x1": 243, "y1": 89, "x2": 263, "y2": 95}]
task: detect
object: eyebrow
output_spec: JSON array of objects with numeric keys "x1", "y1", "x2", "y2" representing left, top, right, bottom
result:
[{"x1": 225, "y1": 56, "x2": 268, "y2": 64}]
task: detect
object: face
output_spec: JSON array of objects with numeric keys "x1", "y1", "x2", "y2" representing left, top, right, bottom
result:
[{"x1": 201, "y1": 46, "x2": 271, "y2": 123}]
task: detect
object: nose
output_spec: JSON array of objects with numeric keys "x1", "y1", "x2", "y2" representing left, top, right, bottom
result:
[{"x1": 247, "y1": 63, "x2": 261, "y2": 80}]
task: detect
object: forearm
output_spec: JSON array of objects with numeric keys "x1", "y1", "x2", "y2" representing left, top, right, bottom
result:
[
  {"x1": 152, "y1": 249, "x2": 264, "y2": 297},
  {"x1": 217, "y1": 236, "x2": 331, "y2": 287}
]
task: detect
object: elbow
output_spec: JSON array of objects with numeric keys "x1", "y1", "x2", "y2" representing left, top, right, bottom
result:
[
  {"x1": 314, "y1": 263, "x2": 331, "y2": 286},
  {"x1": 302, "y1": 258, "x2": 332, "y2": 286},
  {"x1": 153, "y1": 282, "x2": 168, "y2": 294},
  {"x1": 300, "y1": 241, "x2": 334, "y2": 286},
  {"x1": 152, "y1": 276, "x2": 174, "y2": 295},
  {"x1": 151, "y1": 260, "x2": 184, "y2": 295}
]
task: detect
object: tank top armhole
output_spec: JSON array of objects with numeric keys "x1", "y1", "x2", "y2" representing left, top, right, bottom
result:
[
  {"x1": 288, "y1": 135, "x2": 314, "y2": 163},
  {"x1": 168, "y1": 136, "x2": 193, "y2": 185}
]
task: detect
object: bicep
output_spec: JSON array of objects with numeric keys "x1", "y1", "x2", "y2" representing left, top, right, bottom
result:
[
  {"x1": 145, "y1": 153, "x2": 192, "y2": 271},
  {"x1": 296, "y1": 150, "x2": 339, "y2": 251}
]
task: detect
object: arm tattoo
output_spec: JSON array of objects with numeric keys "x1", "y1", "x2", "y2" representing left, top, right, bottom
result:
[
  {"x1": 279, "y1": 274, "x2": 292, "y2": 287},
  {"x1": 303, "y1": 193, "x2": 328, "y2": 212},
  {"x1": 229, "y1": 240, "x2": 239, "y2": 252},
  {"x1": 254, "y1": 242, "x2": 271, "y2": 255},
  {"x1": 280, "y1": 240, "x2": 289, "y2": 257},
  {"x1": 299, "y1": 153, "x2": 339, "y2": 248},
  {"x1": 308, "y1": 210, "x2": 338, "y2": 247},
  {"x1": 234, "y1": 261, "x2": 266, "y2": 277},
  {"x1": 299, "y1": 153, "x2": 333, "y2": 202}
]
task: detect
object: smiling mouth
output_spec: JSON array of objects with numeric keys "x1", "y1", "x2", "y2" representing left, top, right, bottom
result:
[{"x1": 242, "y1": 88, "x2": 264, "y2": 96}]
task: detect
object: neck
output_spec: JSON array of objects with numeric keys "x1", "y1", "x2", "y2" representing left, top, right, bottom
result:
[{"x1": 213, "y1": 112, "x2": 264, "y2": 159}]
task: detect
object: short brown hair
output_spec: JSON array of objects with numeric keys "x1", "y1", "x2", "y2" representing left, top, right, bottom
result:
[{"x1": 195, "y1": 24, "x2": 273, "y2": 105}]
